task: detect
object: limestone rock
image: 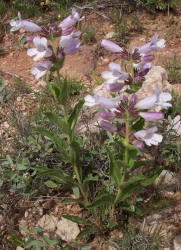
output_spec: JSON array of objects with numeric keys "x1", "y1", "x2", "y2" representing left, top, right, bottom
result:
[
  {"x1": 168, "y1": 115, "x2": 181, "y2": 136},
  {"x1": 16, "y1": 247, "x2": 25, "y2": 250},
  {"x1": 37, "y1": 214, "x2": 58, "y2": 232},
  {"x1": 174, "y1": 235, "x2": 181, "y2": 250},
  {"x1": 136, "y1": 66, "x2": 172, "y2": 100},
  {"x1": 56, "y1": 217, "x2": 80, "y2": 242},
  {"x1": 154, "y1": 170, "x2": 178, "y2": 187}
]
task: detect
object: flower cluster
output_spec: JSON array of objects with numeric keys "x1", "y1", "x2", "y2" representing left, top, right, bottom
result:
[
  {"x1": 101, "y1": 34, "x2": 165, "y2": 90},
  {"x1": 85, "y1": 34, "x2": 172, "y2": 148},
  {"x1": 10, "y1": 9, "x2": 83, "y2": 79}
]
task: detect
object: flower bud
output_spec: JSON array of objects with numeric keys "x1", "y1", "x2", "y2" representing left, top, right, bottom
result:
[
  {"x1": 106, "y1": 83, "x2": 123, "y2": 92},
  {"x1": 99, "y1": 112, "x2": 114, "y2": 120},
  {"x1": 100, "y1": 120, "x2": 117, "y2": 132}
]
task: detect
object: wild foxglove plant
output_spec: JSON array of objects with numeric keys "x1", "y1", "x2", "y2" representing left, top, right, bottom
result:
[
  {"x1": 10, "y1": 9, "x2": 91, "y2": 207},
  {"x1": 84, "y1": 34, "x2": 172, "y2": 217},
  {"x1": 10, "y1": 10, "x2": 173, "y2": 237}
]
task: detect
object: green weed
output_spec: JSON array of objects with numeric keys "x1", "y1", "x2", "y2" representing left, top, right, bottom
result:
[{"x1": 164, "y1": 55, "x2": 181, "y2": 84}]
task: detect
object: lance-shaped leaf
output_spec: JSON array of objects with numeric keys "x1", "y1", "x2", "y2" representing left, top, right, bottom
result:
[
  {"x1": 35, "y1": 168, "x2": 73, "y2": 186},
  {"x1": 34, "y1": 129, "x2": 69, "y2": 159},
  {"x1": 68, "y1": 99, "x2": 84, "y2": 133},
  {"x1": 106, "y1": 147, "x2": 123, "y2": 186},
  {"x1": 62, "y1": 215, "x2": 94, "y2": 226},
  {"x1": 88, "y1": 194, "x2": 115, "y2": 209},
  {"x1": 45, "y1": 112, "x2": 71, "y2": 135}
]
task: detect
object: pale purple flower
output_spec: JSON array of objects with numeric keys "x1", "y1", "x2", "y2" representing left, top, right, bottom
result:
[
  {"x1": 101, "y1": 40, "x2": 123, "y2": 53},
  {"x1": 102, "y1": 62, "x2": 129, "y2": 84},
  {"x1": 134, "y1": 34, "x2": 165, "y2": 55},
  {"x1": 106, "y1": 83, "x2": 124, "y2": 92},
  {"x1": 10, "y1": 12, "x2": 41, "y2": 32},
  {"x1": 143, "y1": 55, "x2": 155, "y2": 63},
  {"x1": 30, "y1": 60, "x2": 52, "y2": 79},
  {"x1": 26, "y1": 36, "x2": 35, "y2": 43},
  {"x1": 135, "y1": 86, "x2": 172, "y2": 110},
  {"x1": 134, "y1": 126, "x2": 163, "y2": 146},
  {"x1": 84, "y1": 92, "x2": 121, "y2": 109},
  {"x1": 27, "y1": 37, "x2": 52, "y2": 61},
  {"x1": 133, "y1": 140, "x2": 144, "y2": 149},
  {"x1": 99, "y1": 112, "x2": 115, "y2": 120},
  {"x1": 139, "y1": 112, "x2": 164, "y2": 121},
  {"x1": 59, "y1": 8, "x2": 81, "y2": 30},
  {"x1": 59, "y1": 32, "x2": 81, "y2": 54},
  {"x1": 100, "y1": 120, "x2": 117, "y2": 132}
]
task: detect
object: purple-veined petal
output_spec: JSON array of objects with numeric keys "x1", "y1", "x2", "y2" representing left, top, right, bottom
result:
[
  {"x1": 21, "y1": 20, "x2": 42, "y2": 32},
  {"x1": 143, "y1": 55, "x2": 155, "y2": 63},
  {"x1": 63, "y1": 38, "x2": 80, "y2": 54},
  {"x1": 135, "y1": 95, "x2": 157, "y2": 109},
  {"x1": 99, "y1": 112, "x2": 115, "y2": 120},
  {"x1": 139, "y1": 112, "x2": 164, "y2": 121},
  {"x1": 100, "y1": 120, "x2": 117, "y2": 132},
  {"x1": 101, "y1": 40, "x2": 123, "y2": 53},
  {"x1": 106, "y1": 83, "x2": 123, "y2": 92}
]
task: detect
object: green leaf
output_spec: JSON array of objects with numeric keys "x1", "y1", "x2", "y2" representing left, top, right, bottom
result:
[
  {"x1": 35, "y1": 168, "x2": 73, "y2": 186},
  {"x1": 119, "y1": 182, "x2": 143, "y2": 202},
  {"x1": 45, "y1": 112, "x2": 70, "y2": 135},
  {"x1": 44, "y1": 180, "x2": 58, "y2": 188},
  {"x1": 62, "y1": 215, "x2": 94, "y2": 226},
  {"x1": 19, "y1": 225, "x2": 30, "y2": 234},
  {"x1": 34, "y1": 129, "x2": 68, "y2": 159},
  {"x1": 0, "y1": 180, "x2": 3, "y2": 187},
  {"x1": 42, "y1": 234, "x2": 59, "y2": 246},
  {"x1": 61, "y1": 197, "x2": 80, "y2": 204},
  {"x1": 88, "y1": 194, "x2": 115, "y2": 209},
  {"x1": 50, "y1": 57, "x2": 64, "y2": 72},
  {"x1": 81, "y1": 245, "x2": 92, "y2": 250},
  {"x1": 77, "y1": 229, "x2": 96, "y2": 239},
  {"x1": 68, "y1": 99, "x2": 84, "y2": 132},
  {"x1": 24, "y1": 240, "x2": 44, "y2": 249},
  {"x1": 106, "y1": 147, "x2": 123, "y2": 186},
  {"x1": 132, "y1": 117, "x2": 145, "y2": 131},
  {"x1": 126, "y1": 81, "x2": 143, "y2": 93},
  {"x1": 72, "y1": 186, "x2": 80, "y2": 198}
]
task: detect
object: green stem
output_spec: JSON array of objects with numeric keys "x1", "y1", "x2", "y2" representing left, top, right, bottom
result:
[
  {"x1": 114, "y1": 111, "x2": 130, "y2": 205},
  {"x1": 130, "y1": 58, "x2": 135, "y2": 82},
  {"x1": 50, "y1": 35, "x2": 57, "y2": 56}
]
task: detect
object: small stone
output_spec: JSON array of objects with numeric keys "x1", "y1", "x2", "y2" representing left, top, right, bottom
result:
[
  {"x1": 24, "y1": 211, "x2": 29, "y2": 218},
  {"x1": 16, "y1": 247, "x2": 24, "y2": 250},
  {"x1": 154, "y1": 170, "x2": 177, "y2": 187},
  {"x1": 105, "y1": 32, "x2": 115, "y2": 39},
  {"x1": 0, "y1": 214, "x2": 3, "y2": 223},
  {"x1": 168, "y1": 115, "x2": 181, "y2": 136},
  {"x1": 174, "y1": 235, "x2": 181, "y2": 250},
  {"x1": 3, "y1": 122, "x2": 9, "y2": 129},
  {"x1": 37, "y1": 214, "x2": 58, "y2": 232},
  {"x1": 56, "y1": 217, "x2": 80, "y2": 242},
  {"x1": 17, "y1": 96, "x2": 21, "y2": 102}
]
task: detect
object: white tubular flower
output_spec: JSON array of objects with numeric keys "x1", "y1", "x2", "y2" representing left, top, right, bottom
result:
[
  {"x1": 134, "y1": 127, "x2": 163, "y2": 146},
  {"x1": 30, "y1": 61, "x2": 52, "y2": 79},
  {"x1": 136, "y1": 86, "x2": 172, "y2": 110},
  {"x1": 102, "y1": 62, "x2": 129, "y2": 84},
  {"x1": 27, "y1": 37, "x2": 52, "y2": 61}
]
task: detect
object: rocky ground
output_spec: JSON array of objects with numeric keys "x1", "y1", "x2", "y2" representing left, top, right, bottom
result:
[{"x1": 1, "y1": 7, "x2": 181, "y2": 250}]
